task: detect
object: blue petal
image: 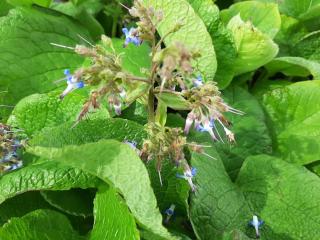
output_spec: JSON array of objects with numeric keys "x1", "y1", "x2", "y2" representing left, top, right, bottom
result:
[
  {"x1": 122, "y1": 28, "x2": 129, "y2": 36},
  {"x1": 176, "y1": 173, "x2": 185, "y2": 179},
  {"x1": 64, "y1": 69, "x2": 70, "y2": 75},
  {"x1": 248, "y1": 220, "x2": 254, "y2": 227},
  {"x1": 76, "y1": 81, "x2": 85, "y2": 89},
  {"x1": 165, "y1": 209, "x2": 174, "y2": 215},
  {"x1": 191, "y1": 167, "x2": 197, "y2": 176},
  {"x1": 258, "y1": 220, "x2": 264, "y2": 227}
]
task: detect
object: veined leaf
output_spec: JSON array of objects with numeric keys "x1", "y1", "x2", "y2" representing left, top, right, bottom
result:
[
  {"x1": 142, "y1": 0, "x2": 217, "y2": 81},
  {"x1": 91, "y1": 186, "x2": 139, "y2": 240},
  {"x1": 7, "y1": 0, "x2": 51, "y2": 7},
  {"x1": 30, "y1": 140, "x2": 176, "y2": 240},
  {"x1": 221, "y1": 1, "x2": 281, "y2": 38},
  {"x1": 262, "y1": 80, "x2": 320, "y2": 165},
  {"x1": 292, "y1": 31, "x2": 320, "y2": 63},
  {"x1": 0, "y1": 7, "x2": 90, "y2": 120},
  {"x1": 227, "y1": 15, "x2": 278, "y2": 75},
  {"x1": 0, "y1": 209, "x2": 85, "y2": 240},
  {"x1": 237, "y1": 155, "x2": 320, "y2": 239}
]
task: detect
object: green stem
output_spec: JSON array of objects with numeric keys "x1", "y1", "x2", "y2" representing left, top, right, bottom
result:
[
  {"x1": 111, "y1": 15, "x2": 118, "y2": 38},
  {"x1": 148, "y1": 87, "x2": 155, "y2": 122}
]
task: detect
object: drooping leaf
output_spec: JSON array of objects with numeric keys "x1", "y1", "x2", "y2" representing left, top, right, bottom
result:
[
  {"x1": 7, "y1": 90, "x2": 109, "y2": 136},
  {"x1": 91, "y1": 186, "x2": 139, "y2": 240},
  {"x1": 0, "y1": 161, "x2": 100, "y2": 204},
  {"x1": 221, "y1": 1, "x2": 281, "y2": 38},
  {"x1": 188, "y1": 0, "x2": 237, "y2": 88},
  {"x1": 237, "y1": 154, "x2": 320, "y2": 239},
  {"x1": 155, "y1": 91, "x2": 191, "y2": 111},
  {"x1": 142, "y1": 0, "x2": 217, "y2": 81},
  {"x1": 227, "y1": 15, "x2": 278, "y2": 75},
  {"x1": 0, "y1": 209, "x2": 85, "y2": 240},
  {"x1": 41, "y1": 189, "x2": 95, "y2": 217},
  {"x1": 262, "y1": 80, "x2": 320, "y2": 165},
  {"x1": 30, "y1": 118, "x2": 146, "y2": 148},
  {"x1": 30, "y1": 140, "x2": 176, "y2": 240},
  {"x1": 190, "y1": 147, "x2": 251, "y2": 239},
  {"x1": 265, "y1": 57, "x2": 320, "y2": 79},
  {"x1": 0, "y1": 7, "x2": 91, "y2": 120}
]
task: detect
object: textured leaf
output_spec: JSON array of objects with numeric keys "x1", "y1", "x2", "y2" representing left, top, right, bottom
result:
[
  {"x1": 221, "y1": 1, "x2": 281, "y2": 38},
  {"x1": 262, "y1": 80, "x2": 320, "y2": 165},
  {"x1": 91, "y1": 186, "x2": 139, "y2": 240},
  {"x1": 227, "y1": 15, "x2": 278, "y2": 75},
  {"x1": 155, "y1": 91, "x2": 191, "y2": 111},
  {"x1": 0, "y1": 161, "x2": 99, "y2": 204},
  {"x1": 142, "y1": 0, "x2": 217, "y2": 81},
  {"x1": 188, "y1": 0, "x2": 237, "y2": 88},
  {"x1": 7, "y1": 90, "x2": 109, "y2": 136},
  {"x1": 292, "y1": 31, "x2": 320, "y2": 63},
  {"x1": 41, "y1": 189, "x2": 95, "y2": 217},
  {"x1": 30, "y1": 140, "x2": 175, "y2": 240},
  {"x1": 265, "y1": 57, "x2": 320, "y2": 79},
  {"x1": 0, "y1": 7, "x2": 90, "y2": 120},
  {"x1": 0, "y1": 209, "x2": 85, "y2": 240},
  {"x1": 0, "y1": 1, "x2": 12, "y2": 16},
  {"x1": 30, "y1": 118, "x2": 146, "y2": 148},
  {"x1": 222, "y1": 230, "x2": 252, "y2": 240},
  {"x1": 237, "y1": 155, "x2": 320, "y2": 239},
  {"x1": 190, "y1": 147, "x2": 251, "y2": 239}
]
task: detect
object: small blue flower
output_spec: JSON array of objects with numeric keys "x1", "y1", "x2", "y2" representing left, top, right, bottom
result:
[
  {"x1": 176, "y1": 167, "x2": 197, "y2": 192},
  {"x1": 196, "y1": 119, "x2": 218, "y2": 141},
  {"x1": 193, "y1": 75, "x2": 203, "y2": 87},
  {"x1": 122, "y1": 27, "x2": 142, "y2": 47},
  {"x1": 249, "y1": 215, "x2": 264, "y2": 238},
  {"x1": 164, "y1": 204, "x2": 175, "y2": 223},
  {"x1": 60, "y1": 69, "x2": 84, "y2": 99},
  {"x1": 124, "y1": 140, "x2": 137, "y2": 149}
]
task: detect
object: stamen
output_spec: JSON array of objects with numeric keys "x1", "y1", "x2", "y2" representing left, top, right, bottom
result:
[
  {"x1": 119, "y1": 2, "x2": 131, "y2": 11},
  {"x1": 50, "y1": 43, "x2": 75, "y2": 50},
  {"x1": 158, "y1": 170, "x2": 163, "y2": 186},
  {"x1": 77, "y1": 34, "x2": 95, "y2": 47}
]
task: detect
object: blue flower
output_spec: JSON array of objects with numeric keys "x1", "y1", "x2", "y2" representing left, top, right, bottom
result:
[
  {"x1": 193, "y1": 75, "x2": 203, "y2": 87},
  {"x1": 176, "y1": 167, "x2": 197, "y2": 192},
  {"x1": 249, "y1": 215, "x2": 264, "y2": 238},
  {"x1": 60, "y1": 69, "x2": 85, "y2": 99},
  {"x1": 164, "y1": 204, "x2": 175, "y2": 223},
  {"x1": 196, "y1": 119, "x2": 218, "y2": 141},
  {"x1": 122, "y1": 27, "x2": 142, "y2": 47}
]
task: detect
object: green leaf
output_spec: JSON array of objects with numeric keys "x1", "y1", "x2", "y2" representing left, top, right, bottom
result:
[
  {"x1": 91, "y1": 186, "x2": 139, "y2": 240},
  {"x1": 0, "y1": 7, "x2": 90, "y2": 120},
  {"x1": 142, "y1": 0, "x2": 217, "y2": 81},
  {"x1": 222, "y1": 230, "x2": 252, "y2": 240},
  {"x1": 265, "y1": 57, "x2": 320, "y2": 79},
  {"x1": 30, "y1": 140, "x2": 176, "y2": 240},
  {"x1": 155, "y1": 91, "x2": 191, "y2": 111},
  {"x1": 0, "y1": 209, "x2": 85, "y2": 240},
  {"x1": 0, "y1": 161, "x2": 100, "y2": 204},
  {"x1": 237, "y1": 154, "x2": 320, "y2": 239},
  {"x1": 7, "y1": 90, "x2": 109, "y2": 136},
  {"x1": 0, "y1": 192, "x2": 53, "y2": 225},
  {"x1": 30, "y1": 118, "x2": 146, "y2": 148},
  {"x1": 188, "y1": 0, "x2": 237, "y2": 88},
  {"x1": 227, "y1": 15, "x2": 278, "y2": 75},
  {"x1": 0, "y1": 1, "x2": 13, "y2": 16},
  {"x1": 262, "y1": 80, "x2": 320, "y2": 165},
  {"x1": 41, "y1": 189, "x2": 95, "y2": 217},
  {"x1": 221, "y1": 1, "x2": 281, "y2": 38},
  {"x1": 7, "y1": 0, "x2": 51, "y2": 7},
  {"x1": 190, "y1": 148, "x2": 251, "y2": 239},
  {"x1": 292, "y1": 31, "x2": 320, "y2": 63},
  {"x1": 250, "y1": 0, "x2": 320, "y2": 19}
]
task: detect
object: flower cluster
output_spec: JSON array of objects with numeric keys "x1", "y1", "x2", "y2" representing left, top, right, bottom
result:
[
  {"x1": 183, "y1": 82, "x2": 244, "y2": 142},
  {"x1": 0, "y1": 123, "x2": 24, "y2": 174}
]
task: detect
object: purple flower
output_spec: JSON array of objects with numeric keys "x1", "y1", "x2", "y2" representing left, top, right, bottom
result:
[
  {"x1": 113, "y1": 102, "x2": 122, "y2": 115},
  {"x1": 122, "y1": 27, "x2": 142, "y2": 47}
]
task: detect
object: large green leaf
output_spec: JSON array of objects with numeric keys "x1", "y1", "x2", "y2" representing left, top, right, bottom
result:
[
  {"x1": 91, "y1": 186, "x2": 139, "y2": 240},
  {"x1": 265, "y1": 57, "x2": 320, "y2": 79},
  {"x1": 190, "y1": 148, "x2": 251, "y2": 239},
  {"x1": 188, "y1": 0, "x2": 237, "y2": 88},
  {"x1": 221, "y1": 1, "x2": 281, "y2": 38},
  {"x1": 7, "y1": 0, "x2": 51, "y2": 7},
  {"x1": 142, "y1": 0, "x2": 217, "y2": 81},
  {"x1": 30, "y1": 118, "x2": 146, "y2": 148},
  {"x1": 0, "y1": 161, "x2": 99, "y2": 204},
  {"x1": 40, "y1": 189, "x2": 95, "y2": 217},
  {"x1": 7, "y1": 90, "x2": 109, "y2": 136},
  {"x1": 292, "y1": 31, "x2": 320, "y2": 63},
  {"x1": 262, "y1": 80, "x2": 320, "y2": 165},
  {"x1": 227, "y1": 15, "x2": 278, "y2": 75},
  {"x1": 0, "y1": 1, "x2": 13, "y2": 16},
  {"x1": 0, "y1": 7, "x2": 90, "y2": 120},
  {"x1": 30, "y1": 140, "x2": 175, "y2": 240},
  {"x1": 237, "y1": 155, "x2": 320, "y2": 239},
  {"x1": 0, "y1": 209, "x2": 85, "y2": 240}
]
